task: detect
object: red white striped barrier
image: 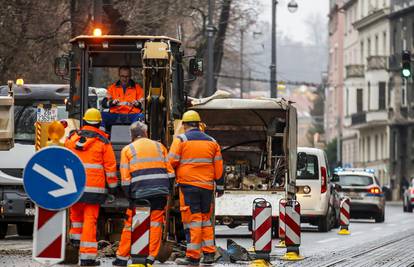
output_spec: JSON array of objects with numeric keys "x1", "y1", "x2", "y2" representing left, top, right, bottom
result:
[
  {"x1": 276, "y1": 199, "x2": 287, "y2": 248},
  {"x1": 338, "y1": 198, "x2": 351, "y2": 235},
  {"x1": 131, "y1": 205, "x2": 151, "y2": 263},
  {"x1": 281, "y1": 200, "x2": 303, "y2": 261},
  {"x1": 252, "y1": 198, "x2": 272, "y2": 259},
  {"x1": 33, "y1": 206, "x2": 66, "y2": 265}
]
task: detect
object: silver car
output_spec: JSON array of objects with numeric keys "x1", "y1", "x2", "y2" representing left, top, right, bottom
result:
[{"x1": 335, "y1": 169, "x2": 385, "y2": 222}]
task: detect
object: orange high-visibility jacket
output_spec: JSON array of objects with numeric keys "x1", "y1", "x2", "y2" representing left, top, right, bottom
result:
[
  {"x1": 168, "y1": 129, "x2": 224, "y2": 190},
  {"x1": 65, "y1": 125, "x2": 118, "y2": 204},
  {"x1": 107, "y1": 80, "x2": 144, "y2": 114},
  {"x1": 120, "y1": 138, "x2": 175, "y2": 199}
]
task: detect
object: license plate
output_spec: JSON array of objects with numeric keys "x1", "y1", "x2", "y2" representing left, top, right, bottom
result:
[
  {"x1": 37, "y1": 106, "x2": 58, "y2": 122},
  {"x1": 348, "y1": 192, "x2": 363, "y2": 200},
  {"x1": 25, "y1": 208, "x2": 35, "y2": 216}
]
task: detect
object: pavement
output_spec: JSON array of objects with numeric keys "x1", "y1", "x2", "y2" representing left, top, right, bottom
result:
[{"x1": 1, "y1": 202, "x2": 414, "y2": 266}]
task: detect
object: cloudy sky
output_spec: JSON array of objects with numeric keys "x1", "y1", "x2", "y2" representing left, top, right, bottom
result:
[{"x1": 260, "y1": 0, "x2": 329, "y2": 44}]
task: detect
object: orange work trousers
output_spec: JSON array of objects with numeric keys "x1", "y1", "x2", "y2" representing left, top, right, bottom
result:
[
  {"x1": 69, "y1": 202, "x2": 100, "y2": 261},
  {"x1": 116, "y1": 197, "x2": 167, "y2": 262},
  {"x1": 179, "y1": 185, "x2": 216, "y2": 260}
]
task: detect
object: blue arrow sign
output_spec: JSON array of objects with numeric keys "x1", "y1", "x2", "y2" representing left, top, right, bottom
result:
[{"x1": 23, "y1": 147, "x2": 86, "y2": 210}]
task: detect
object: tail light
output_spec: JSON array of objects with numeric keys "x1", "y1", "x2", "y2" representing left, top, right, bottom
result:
[
  {"x1": 368, "y1": 187, "x2": 381, "y2": 194},
  {"x1": 321, "y1": 166, "x2": 327, "y2": 193}
]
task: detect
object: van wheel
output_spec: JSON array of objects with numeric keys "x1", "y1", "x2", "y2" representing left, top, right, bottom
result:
[
  {"x1": 0, "y1": 223, "x2": 7, "y2": 239},
  {"x1": 318, "y1": 207, "x2": 332, "y2": 232},
  {"x1": 17, "y1": 223, "x2": 33, "y2": 236},
  {"x1": 375, "y1": 211, "x2": 385, "y2": 223}
]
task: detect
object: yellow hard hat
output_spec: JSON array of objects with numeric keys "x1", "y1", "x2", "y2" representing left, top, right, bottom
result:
[
  {"x1": 182, "y1": 110, "x2": 201, "y2": 122},
  {"x1": 83, "y1": 108, "x2": 102, "y2": 124}
]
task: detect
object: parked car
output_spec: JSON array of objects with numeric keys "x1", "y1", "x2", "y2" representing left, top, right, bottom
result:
[
  {"x1": 403, "y1": 178, "x2": 414, "y2": 212},
  {"x1": 296, "y1": 147, "x2": 341, "y2": 232},
  {"x1": 334, "y1": 168, "x2": 385, "y2": 222}
]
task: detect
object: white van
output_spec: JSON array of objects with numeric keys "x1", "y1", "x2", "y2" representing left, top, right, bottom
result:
[{"x1": 296, "y1": 147, "x2": 340, "y2": 232}]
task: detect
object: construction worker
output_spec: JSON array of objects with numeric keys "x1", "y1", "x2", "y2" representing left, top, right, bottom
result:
[
  {"x1": 168, "y1": 110, "x2": 224, "y2": 266},
  {"x1": 102, "y1": 66, "x2": 144, "y2": 130},
  {"x1": 64, "y1": 108, "x2": 118, "y2": 266},
  {"x1": 112, "y1": 121, "x2": 175, "y2": 267}
]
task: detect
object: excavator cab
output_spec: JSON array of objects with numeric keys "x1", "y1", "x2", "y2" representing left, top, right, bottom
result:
[{"x1": 55, "y1": 34, "x2": 202, "y2": 261}]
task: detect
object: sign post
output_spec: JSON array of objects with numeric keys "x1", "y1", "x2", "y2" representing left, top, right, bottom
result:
[{"x1": 23, "y1": 146, "x2": 86, "y2": 265}]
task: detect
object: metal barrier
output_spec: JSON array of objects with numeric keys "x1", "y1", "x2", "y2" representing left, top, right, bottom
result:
[
  {"x1": 276, "y1": 199, "x2": 287, "y2": 248},
  {"x1": 281, "y1": 200, "x2": 303, "y2": 261},
  {"x1": 252, "y1": 198, "x2": 272, "y2": 260},
  {"x1": 338, "y1": 198, "x2": 351, "y2": 235}
]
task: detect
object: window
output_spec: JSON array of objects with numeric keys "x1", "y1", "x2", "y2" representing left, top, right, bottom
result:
[
  {"x1": 357, "y1": 88, "x2": 363, "y2": 112},
  {"x1": 367, "y1": 136, "x2": 371, "y2": 162},
  {"x1": 393, "y1": 131, "x2": 398, "y2": 160},
  {"x1": 379, "y1": 82, "x2": 386, "y2": 109},
  {"x1": 375, "y1": 135, "x2": 378, "y2": 160},
  {"x1": 383, "y1": 31, "x2": 387, "y2": 55},
  {"x1": 346, "y1": 88, "x2": 349, "y2": 115},
  {"x1": 368, "y1": 81, "x2": 371, "y2": 111},
  {"x1": 338, "y1": 175, "x2": 373, "y2": 186},
  {"x1": 297, "y1": 154, "x2": 319, "y2": 180},
  {"x1": 375, "y1": 35, "x2": 379, "y2": 55},
  {"x1": 367, "y1": 38, "x2": 371, "y2": 57},
  {"x1": 393, "y1": 27, "x2": 397, "y2": 54}
]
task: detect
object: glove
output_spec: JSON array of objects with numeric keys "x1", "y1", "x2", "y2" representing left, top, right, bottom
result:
[{"x1": 109, "y1": 99, "x2": 119, "y2": 106}]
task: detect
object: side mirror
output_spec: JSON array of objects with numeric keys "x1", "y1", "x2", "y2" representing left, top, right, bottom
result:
[
  {"x1": 297, "y1": 152, "x2": 307, "y2": 170},
  {"x1": 331, "y1": 174, "x2": 340, "y2": 183},
  {"x1": 54, "y1": 56, "x2": 69, "y2": 77},
  {"x1": 189, "y1": 58, "x2": 203, "y2": 76}
]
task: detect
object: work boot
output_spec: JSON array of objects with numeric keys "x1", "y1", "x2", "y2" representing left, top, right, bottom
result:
[
  {"x1": 175, "y1": 257, "x2": 200, "y2": 266},
  {"x1": 80, "y1": 259, "x2": 100, "y2": 266},
  {"x1": 112, "y1": 258, "x2": 128, "y2": 267},
  {"x1": 201, "y1": 253, "x2": 215, "y2": 264}
]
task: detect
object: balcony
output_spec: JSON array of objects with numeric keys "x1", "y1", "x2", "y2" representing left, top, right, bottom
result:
[
  {"x1": 351, "y1": 112, "x2": 366, "y2": 125},
  {"x1": 346, "y1": 65, "x2": 365, "y2": 78},
  {"x1": 366, "y1": 110, "x2": 388, "y2": 122},
  {"x1": 367, "y1": 56, "x2": 388, "y2": 70}
]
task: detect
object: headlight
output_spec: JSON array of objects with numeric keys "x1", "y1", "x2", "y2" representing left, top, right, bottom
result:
[{"x1": 303, "y1": 186, "x2": 311, "y2": 194}]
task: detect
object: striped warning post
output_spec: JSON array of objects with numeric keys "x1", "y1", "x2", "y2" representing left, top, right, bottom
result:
[
  {"x1": 35, "y1": 122, "x2": 42, "y2": 151},
  {"x1": 276, "y1": 199, "x2": 287, "y2": 248},
  {"x1": 338, "y1": 198, "x2": 351, "y2": 235},
  {"x1": 131, "y1": 205, "x2": 151, "y2": 264},
  {"x1": 281, "y1": 201, "x2": 303, "y2": 261},
  {"x1": 252, "y1": 198, "x2": 272, "y2": 259},
  {"x1": 33, "y1": 206, "x2": 66, "y2": 265}
]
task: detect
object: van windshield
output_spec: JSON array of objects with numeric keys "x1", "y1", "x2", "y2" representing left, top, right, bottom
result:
[
  {"x1": 14, "y1": 105, "x2": 68, "y2": 143},
  {"x1": 297, "y1": 154, "x2": 319, "y2": 180}
]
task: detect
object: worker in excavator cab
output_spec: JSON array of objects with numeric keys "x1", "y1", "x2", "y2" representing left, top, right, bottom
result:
[{"x1": 101, "y1": 66, "x2": 145, "y2": 131}]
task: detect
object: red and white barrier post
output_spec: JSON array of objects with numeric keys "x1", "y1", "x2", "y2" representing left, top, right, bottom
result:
[
  {"x1": 338, "y1": 198, "x2": 351, "y2": 235},
  {"x1": 276, "y1": 199, "x2": 287, "y2": 248},
  {"x1": 33, "y1": 206, "x2": 66, "y2": 265},
  {"x1": 281, "y1": 200, "x2": 303, "y2": 261},
  {"x1": 252, "y1": 198, "x2": 272, "y2": 260},
  {"x1": 131, "y1": 205, "x2": 151, "y2": 265}
]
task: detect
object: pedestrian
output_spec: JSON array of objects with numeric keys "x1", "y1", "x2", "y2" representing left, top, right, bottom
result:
[
  {"x1": 112, "y1": 121, "x2": 175, "y2": 267},
  {"x1": 168, "y1": 110, "x2": 224, "y2": 266},
  {"x1": 64, "y1": 108, "x2": 118, "y2": 266}
]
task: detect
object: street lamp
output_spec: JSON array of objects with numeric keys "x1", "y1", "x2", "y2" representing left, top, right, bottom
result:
[{"x1": 270, "y1": 0, "x2": 299, "y2": 98}]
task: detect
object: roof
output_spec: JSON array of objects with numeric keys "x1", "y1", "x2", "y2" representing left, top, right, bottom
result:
[
  {"x1": 70, "y1": 35, "x2": 181, "y2": 44},
  {"x1": 191, "y1": 97, "x2": 291, "y2": 110},
  {"x1": 0, "y1": 84, "x2": 69, "y2": 101},
  {"x1": 336, "y1": 170, "x2": 375, "y2": 177},
  {"x1": 298, "y1": 147, "x2": 324, "y2": 154}
]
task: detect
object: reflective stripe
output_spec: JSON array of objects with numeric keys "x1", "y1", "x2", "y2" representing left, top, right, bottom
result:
[
  {"x1": 168, "y1": 173, "x2": 175, "y2": 178},
  {"x1": 123, "y1": 226, "x2": 131, "y2": 231},
  {"x1": 131, "y1": 173, "x2": 170, "y2": 183},
  {"x1": 183, "y1": 221, "x2": 202, "y2": 229},
  {"x1": 202, "y1": 240, "x2": 215, "y2": 247},
  {"x1": 168, "y1": 152, "x2": 180, "y2": 160},
  {"x1": 150, "y1": 221, "x2": 162, "y2": 227},
  {"x1": 202, "y1": 220, "x2": 212, "y2": 227},
  {"x1": 80, "y1": 253, "x2": 97, "y2": 260},
  {"x1": 178, "y1": 134, "x2": 188, "y2": 142},
  {"x1": 120, "y1": 163, "x2": 129, "y2": 169},
  {"x1": 131, "y1": 157, "x2": 165, "y2": 164},
  {"x1": 129, "y1": 144, "x2": 138, "y2": 163},
  {"x1": 180, "y1": 158, "x2": 213, "y2": 164},
  {"x1": 84, "y1": 186, "x2": 107, "y2": 194},
  {"x1": 70, "y1": 233, "x2": 81, "y2": 240},
  {"x1": 80, "y1": 241, "x2": 97, "y2": 248},
  {"x1": 216, "y1": 185, "x2": 224, "y2": 190},
  {"x1": 147, "y1": 255, "x2": 155, "y2": 261},
  {"x1": 214, "y1": 156, "x2": 223, "y2": 161},
  {"x1": 117, "y1": 255, "x2": 129, "y2": 261},
  {"x1": 84, "y1": 163, "x2": 104, "y2": 169},
  {"x1": 107, "y1": 182, "x2": 117, "y2": 188},
  {"x1": 106, "y1": 172, "x2": 117, "y2": 177},
  {"x1": 190, "y1": 180, "x2": 214, "y2": 186},
  {"x1": 187, "y1": 243, "x2": 201, "y2": 250},
  {"x1": 71, "y1": 222, "x2": 83, "y2": 228},
  {"x1": 121, "y1": 180, "x2": 131, "y2": 186},
  {"x1": 119, "y1": 101, "x2": 130, "y2": 106}
]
